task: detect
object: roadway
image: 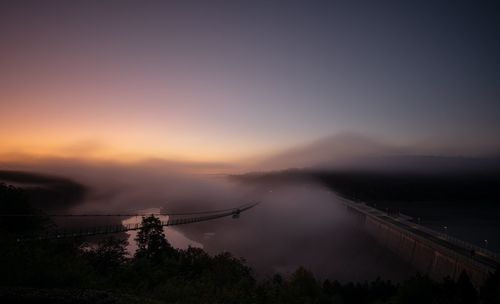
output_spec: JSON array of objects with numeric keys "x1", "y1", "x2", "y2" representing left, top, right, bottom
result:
[{"x1": 337, "y1": 196, "x2": 499, "y2": 272}]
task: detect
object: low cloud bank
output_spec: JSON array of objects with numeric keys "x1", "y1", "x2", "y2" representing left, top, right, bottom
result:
[
  {"x1": 1, "y1": 157, "x2": 413, "y2": 282},
  {"x1": 247, "y1": 132, "x2": 500, "y2": 173}
]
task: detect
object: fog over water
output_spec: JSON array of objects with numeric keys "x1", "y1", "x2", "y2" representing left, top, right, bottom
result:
[
  {"x1": 0, "y1": 159, "x2": 414, "y2": 282},
  {"x1": 2, "y1": 130, "x2": 499, "y2": 280},
  {"x1": 185, "y1": 182, "x2": 413, "y2": 281}
]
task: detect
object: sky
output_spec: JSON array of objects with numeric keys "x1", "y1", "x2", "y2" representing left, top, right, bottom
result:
[{"x1": 1, "y1": 1, "x2": 499, "y2": 166}]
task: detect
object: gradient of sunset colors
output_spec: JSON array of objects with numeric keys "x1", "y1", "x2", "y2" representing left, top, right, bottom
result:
[{"x1": 1, "y1": 1, "x2": 500, "y2": 165}]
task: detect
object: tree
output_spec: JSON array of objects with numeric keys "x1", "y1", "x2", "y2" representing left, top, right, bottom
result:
[
  {"x1": 84, "y1": 237, "x2": 128, "y2": 275},
  {"x1": 456, "y1": 271, "x2": 478, "y2": 304},
  {"x1": 0, "y1": 183, "x2": 50, "y2": 238},
  {"x1": 134, "y1": 215, "x2": 174, "y2": 260},
  {"x1": 394, "y1": 274, "x2": 436, "y2": 304},
  {"x1": 481, "y1": 266, "x2": 500, "y2": 304},
  {"x1": 288, "y1": 267, "x2": 322, "y2": 302}
]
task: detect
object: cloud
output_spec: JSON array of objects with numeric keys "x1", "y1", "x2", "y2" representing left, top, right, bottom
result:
[
  {"x1": 60, "y1": 139, "x2": 110, "y2": 157},
  {"x1": 246, "y1": 132, "x2": 500, "y2": 172},
  {"x1": 247, "y1": 133, "x2": 404, "y2": 171},
  {"x1": 0, "y1": 169, "x2": 87, "y2": 211}
]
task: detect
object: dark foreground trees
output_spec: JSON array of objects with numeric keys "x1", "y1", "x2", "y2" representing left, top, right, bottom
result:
[
  {"x1": 1, "y1": 183, "x2": 500, "y2": 303},
  {"x1": 134, "y1": 215, "x2": 175, "y2": 260}
]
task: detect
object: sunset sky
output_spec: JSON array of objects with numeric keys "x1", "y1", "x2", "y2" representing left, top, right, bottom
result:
[{"x1": 1, "y1": 1, "x2": 499, "y2": 164}]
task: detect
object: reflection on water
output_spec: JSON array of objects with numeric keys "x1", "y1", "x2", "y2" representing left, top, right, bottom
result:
[{"x1": 122, "y1": 208, "x2": 202, "y2": 255}]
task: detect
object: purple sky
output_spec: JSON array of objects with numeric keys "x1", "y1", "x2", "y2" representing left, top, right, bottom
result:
[{"x1": 1, "y1": 1, "x2": 499, "y2": 165}]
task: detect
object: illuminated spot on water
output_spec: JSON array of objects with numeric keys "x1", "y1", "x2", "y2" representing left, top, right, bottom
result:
[{"x1": 122, "y1": 208, "x2": 203, "y2": 255}]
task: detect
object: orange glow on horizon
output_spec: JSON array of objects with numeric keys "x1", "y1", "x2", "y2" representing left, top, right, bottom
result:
[{"x1": 0, "y1": 73, "x2": 304, "y2": 167}]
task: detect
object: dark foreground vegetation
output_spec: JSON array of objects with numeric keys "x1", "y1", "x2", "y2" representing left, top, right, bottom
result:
[{"x1": 1, "y1": 183, "x2": 500, "y2": 303}]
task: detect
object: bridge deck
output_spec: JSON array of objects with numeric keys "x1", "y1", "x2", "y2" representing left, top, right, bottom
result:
[{"x1": 15, "y1": 202, "x2": 259, "y2": 242}]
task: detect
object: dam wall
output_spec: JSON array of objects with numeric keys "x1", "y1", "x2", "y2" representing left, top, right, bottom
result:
[{"x1": 342, "y1": 201, "x2": 496, "y2": 287}]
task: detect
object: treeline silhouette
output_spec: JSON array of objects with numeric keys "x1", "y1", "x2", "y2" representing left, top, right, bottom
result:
[
  {"x1": 0, "y1": 170, "x2": 87, "y2": 211},
  {"x1": 1, "y1": 183, "x2": 500, "y2": 304},
  {"x1": 233, "y1": 168, "x2": 500, "y2": 205},
  {"x1": 312, "y1": 170, "x2": 500, "y2": 206}
]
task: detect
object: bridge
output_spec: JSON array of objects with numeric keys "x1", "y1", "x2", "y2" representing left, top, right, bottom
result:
[
  {"x1": 12, "y1": 202, "x2": 259, "y2": 242},
  {"x1": 335, "y1": 194, "x2": 499, "y2": 287},
  {"x1": 6, "y1": 194, "x2": 499, "y2": 285}
]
